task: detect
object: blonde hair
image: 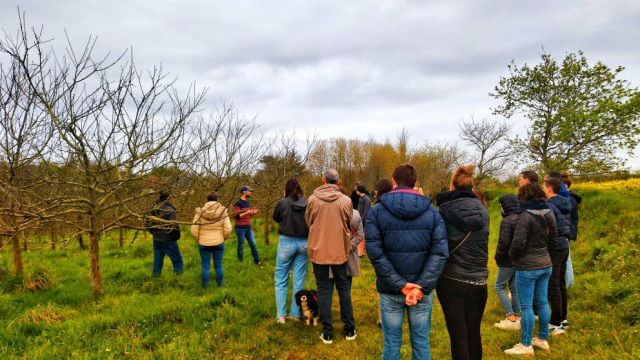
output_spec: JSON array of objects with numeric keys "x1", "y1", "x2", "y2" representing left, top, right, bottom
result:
[{"x1": 452, "y1": 165, "x2": 475, "y2": 190}]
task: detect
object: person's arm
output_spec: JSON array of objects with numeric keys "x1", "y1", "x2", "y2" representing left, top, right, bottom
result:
[
  {"x1": 365, "y1": 208, "x2": 409, "y2": 292},
  {"x1": 272, "y1": 199, "x2": 285, "y2": 223},
  {"x1": 509, "y1": 215, "x2": 529, "y2": 260},
  {"x1": 190, "y1": 212, "x2": 200, "y2": 241},
  {"x1": 350, "y1": 212, "x2": 364, "y2": 252},
  {"x1": 546, "y1": 211, "x2": 559, "y2": 246},
  {"x1": 415, "y1": 208, "x2": 449, "y2": 294},
  {"x1": 361, "y1": 197, "x2": 371, "y2": 226},
  {"x1": 495, "y1": 218, "x2": 514, "y2": 264},
  {"x1": 223, "y1": 210, "x2": 232, "y2": 239}
]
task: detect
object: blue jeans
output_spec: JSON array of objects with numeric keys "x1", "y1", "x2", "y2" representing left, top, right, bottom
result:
[
  {"x1": 274, "y1": 235, "x2": 308, "y2": 318},
  {"x1": 565, "y1": 249, "x2": 574, "y2": 289},
  {"x1": 152, "y1": 241, "x2": 183, "y2": 276},
  {"x1": 494, "y1": 267, "x2": 520, "y2": 316},
  {"x1": 379, "y1": 292, "x2": 434, "y2": 360},
  {"x1": 235, "y1": 227, "x2": 260, "y2": 263},
  {"x1": 516, "y1": 267, "x2": 552, "y2": 346},
  {"x1": 199, "y1": 243, "x2": 225, "y2": 287}
]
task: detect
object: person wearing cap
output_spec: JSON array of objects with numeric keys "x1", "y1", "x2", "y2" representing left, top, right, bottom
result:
[
  {"x1": 233, "y1": 186, "x2": 261, "y2": 265},
  {"x1": 356, "y1": 184, "x2": 371, "y2": 258},
  {"x1": 145, "y1": 191, "x2": 183, "y2": 276}
]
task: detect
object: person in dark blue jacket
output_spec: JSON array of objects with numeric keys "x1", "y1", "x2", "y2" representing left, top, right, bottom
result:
[
  {"x1": 435, "y1": 165, "x2": 490, "y2": 360},
  {"x1": 366, "y1": 163, "x2": 448, "y2": 360},
  {"x1": 543, "y1": 177, "x2": 571, "y2": 335}
]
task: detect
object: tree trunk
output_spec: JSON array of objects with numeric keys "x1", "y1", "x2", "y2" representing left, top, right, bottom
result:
[
  {"x1": 119, "y1": 227, "x2": 124, "y2": 249},
  {"x1": 77, "y1": 233, "x2": 85, "y2": 249},
  {"x1": 22, "y1": 231, "x2": 27, "y2": 251},
  {"x1": 51, "y1": 229, "x2": 56, "y2": 250},
  {"x1": 11, "y1": 233, "x2": 23, "y2": 276},
  {"x1": 264, "y1": 211, "x2": 270, "y2": 246},
  {"x1": 0, "y1": 236, "x2": 3, "y2": 248},
  {"x1": 88, "y1": 231, "x2": 104, "y2": 296}
]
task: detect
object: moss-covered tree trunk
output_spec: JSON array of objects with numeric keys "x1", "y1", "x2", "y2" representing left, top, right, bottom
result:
[
  {"x1": 77, "y1": 233, "x2": 85, "y2": 249},
  {"x1": 51, "y1": 229, "x2": 56, "y2": 250},
  {"x1": 119, "y1": 228, "x2": 124, "y2": 249},
  {"x1": 263, "y1": 210, "x2": 270, "y2": 246},
  {"x1": 88, "y1": 215, "x2": 103, "y2": 296}
]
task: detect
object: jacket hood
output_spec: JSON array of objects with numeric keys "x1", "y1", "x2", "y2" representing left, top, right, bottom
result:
[
  {"x1": 548, "y1": 195, "x2": 572, "y2": 214},
  {"x1": 287, "y1": 196, "x2": 308, "y2": 212},
  {"x1": 520, "y1": 199, "x2": 549, "y2": 211},
  {"x1": 196, "y1": 201, "x2": 226, "y2": 221},
  {"x1": 312, "y1": 184, "x2": 343, "y2": 203},
  {"x1": 570, "y1": 192, "x2": 582, "y2": 205},
  {"x1": 499, "y1": 194, "x2": 520, "y2": 217},
  {"x1": 437, "y1": 190, "x2": 486, "y2": 231},
  {"x1": 379, "y1": 188, "x2": 432, "y2": 220}
]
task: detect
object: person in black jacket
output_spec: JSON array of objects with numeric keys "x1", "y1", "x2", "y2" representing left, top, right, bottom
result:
[
  {"x1": 145, "y1": 191, "x2": 183, "y2": 276},
  {"x1": 493, "y1": 194, "x2": 522, "y2": 330},
  {"x1": 435, "y1": 165, "x2": 490, "y2": 360},
  {"x1": 504, "y1": 183, "x2": 556, "y2": 356},
  {"x1": 350, "y1": 181, "x2": 362, "y2": 210},
  {"x1": 273, "y1": 178, "x2": 310, "y2": 324},
  {"x1": 543, "y1": 177, "x2": 572, "y2": 335},
  {"x1": 561, "y1": 172, "x2": 581, "y2": 295}
]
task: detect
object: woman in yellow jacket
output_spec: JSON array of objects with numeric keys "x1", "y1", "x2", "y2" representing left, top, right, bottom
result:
[{"x1": 191, "y1": 191, "x2": 232, "y2": 288}]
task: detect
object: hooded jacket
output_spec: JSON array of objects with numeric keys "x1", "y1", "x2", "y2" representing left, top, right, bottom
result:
[
  {"x1": 569, "y1": 192, "x2": 582, "y2": 240},
  {"x1": 305, "y1": 184, "x2": 353, "y2": 264},
  {"x1": 436, "y1": 190, "x2": 490, "y2": 284},
  {"x1": 190, "y1": 201, "x2": 232, "y2": 246},
  {"x1": 273, "y1": 196, "x2": 309, "y2": 238},
  {"x1": 347, "y1": 209, "x2": 364, "y2": 277},
  {"x1": 365, "y1": 187, "x2": 448, "y2": 295},
  {"x1": 146, "y1": 202, "x2": 181, "y2": 242},
  {"x1": 495, "y1": 194, "x2": 520, "y2": 268},
  {"x1": 509, "y1": 200, "x2": 556, "y2": 270},
  {"x1": 547, "y1": 195, "x2": 572, "y2": 250}
]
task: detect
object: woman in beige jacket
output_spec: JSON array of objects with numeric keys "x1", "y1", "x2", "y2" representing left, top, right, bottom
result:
[{"x1": 190, "y1": 191, "x2": 232, "y2": 288}]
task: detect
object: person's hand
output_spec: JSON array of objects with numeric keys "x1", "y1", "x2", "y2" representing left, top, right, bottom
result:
[
  {"x1": 401, "y1": 283, "x2": 421, "y2": 296},
  {"x1": 405, "y1": 288, "x2": 423, "y2": 306},
  {"x1": 251, "y1": 209, "x2": 259, "y2": 215}
]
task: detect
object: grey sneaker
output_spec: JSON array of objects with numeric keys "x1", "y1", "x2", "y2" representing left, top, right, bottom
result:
[
  {"x1": 504, "y1": 343, "x2": 534, "y2": 355},
  {"x1": 532, "y1": 337, "x2": 550, "y2": 351}
]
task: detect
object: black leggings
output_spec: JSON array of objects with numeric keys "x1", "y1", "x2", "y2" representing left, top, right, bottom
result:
[
  {"x1": 548, "y1": 248, "x2": 569, "y2": 326},
  {"x1": 436, "y1": 277, "x2": 488, "y2": 360}
]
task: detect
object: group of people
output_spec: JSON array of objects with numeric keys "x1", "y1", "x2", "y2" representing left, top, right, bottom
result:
[
  {"x1": 145, "y1": 163, "x2": 581, "y2": 359},
  {"x1": 145, "y1": 186, "x2": 263, "y2": 288}
]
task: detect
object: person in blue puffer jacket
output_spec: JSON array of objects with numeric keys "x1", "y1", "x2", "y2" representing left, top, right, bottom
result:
[
  {"x1": 366, "y1": 163, "x2": 448, "y2": 360},
  {"x1": 543, "y1": 176, "x2": 572, "y2": 336}
]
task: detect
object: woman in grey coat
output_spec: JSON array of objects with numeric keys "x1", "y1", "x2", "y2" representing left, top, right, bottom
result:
[{"x1": 346, "y1": 209, "x2": 364, "y2": 288}]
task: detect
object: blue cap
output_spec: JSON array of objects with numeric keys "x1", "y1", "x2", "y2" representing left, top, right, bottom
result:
[{"x1": 240, "y1": 186, "x2": 254, "y2": 193}]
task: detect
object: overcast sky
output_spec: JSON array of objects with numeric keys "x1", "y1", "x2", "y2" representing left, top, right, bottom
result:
[{"x1": 2, "y1": 0, "x2": 639, "y2": 168}]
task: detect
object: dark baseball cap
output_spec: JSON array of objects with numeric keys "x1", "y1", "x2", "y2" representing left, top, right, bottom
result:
[{"x1": 240, "y1": 186, "x2": 254, "y2": 193}]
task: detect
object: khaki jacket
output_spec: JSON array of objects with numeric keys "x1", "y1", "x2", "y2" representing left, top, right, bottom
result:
[
  {"x1": 305, "y1": 184, "x2": 353, "y2": 264},
  {"x1": 190, "y1": 201, "x2": 232, "y2": 246}
]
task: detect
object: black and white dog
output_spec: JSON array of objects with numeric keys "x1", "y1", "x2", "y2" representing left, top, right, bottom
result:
[{"x1": 295, "y1": 289, "x2": 319, "y2": 326}]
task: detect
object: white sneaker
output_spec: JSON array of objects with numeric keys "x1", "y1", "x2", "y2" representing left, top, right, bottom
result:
[
  {"x1": 504, "y1": 343, "x2": 534, "y2": 355},
  {"x1": 549, "y1": 324, "x2": 566, "y2": 336},
  {"x1": 494, "y1": 318, "x2": 521, "y2": 330},
  {"x1": 532, "y1": 337, "x2": 550, "y2": 351},
  {"x1": 276, "y1": 317, "x2": 285, "y2": 324}
]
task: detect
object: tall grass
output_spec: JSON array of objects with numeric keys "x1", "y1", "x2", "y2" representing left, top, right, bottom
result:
[{"x1": 0, "y1": 183, "x2": 638, "y2": 359}]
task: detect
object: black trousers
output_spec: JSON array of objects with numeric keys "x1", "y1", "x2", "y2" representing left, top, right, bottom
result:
[
  {"x1": 548, "y1": 248, "x2": 569, "y2": 326},
  {"x1": 436, "y1": 277, "x2": 488, "y2": 360},
  {"x1": 312, "y1": 262, "x2": 355, "y2": 337}
]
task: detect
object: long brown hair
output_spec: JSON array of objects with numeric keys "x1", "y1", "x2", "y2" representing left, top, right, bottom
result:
[
  {"x1": 375, "y1": 178, "x2": 393, "y2": 203},
  {"x1": 474, "y1": 189, "x2": 487, "y2": 208},
  {"x1": 285, "y1": 178, "x2": 304, "y2": 200},
  {"x1": 518, "y1": 183, "x2": 546, "y2": 203}
]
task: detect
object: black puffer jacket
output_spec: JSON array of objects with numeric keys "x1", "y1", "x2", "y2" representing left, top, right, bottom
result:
[
  {"x1": 436, "y1": 190, "x2": 490, "y2": 283},
  {"x1": 569, "y1": 192, "x2": 582, "y2": 240},
  {"x1": 273, "y1": 196, "x2": 309, "y2": 238},
  {"x1": 547, "y1": 195, "x2": 571, "y2": 250},
  {"x1": 146, "y1": 202, "x2": 181, "y2": 242},
  {"x1": 495, "y1": 194, "x2": 520, "y2": 267},
  {"x1": 509, "y1": 200, "x2": 555, "y2": 270}
]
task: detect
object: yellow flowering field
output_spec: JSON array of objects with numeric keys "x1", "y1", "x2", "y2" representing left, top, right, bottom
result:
[{"x1": 574, "y1": 177, "x2": 640, "y2": 193}]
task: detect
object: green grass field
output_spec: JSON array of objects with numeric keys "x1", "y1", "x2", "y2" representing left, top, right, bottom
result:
[{"x1": 1, "y1": 184, "x2": 639, "y2": 359}]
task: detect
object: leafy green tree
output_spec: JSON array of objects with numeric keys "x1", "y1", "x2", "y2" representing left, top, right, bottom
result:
[{"x1": 491, "y1": 51, "x2": 640, "y2": 174}]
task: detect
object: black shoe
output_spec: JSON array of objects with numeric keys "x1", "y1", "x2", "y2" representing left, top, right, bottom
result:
[
  {"x1": 319, "y1": 333, "x2": 333, "y2": 344},
  {"x1": 346, "y1": 329, "x2": 358, "y2": 341}
]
